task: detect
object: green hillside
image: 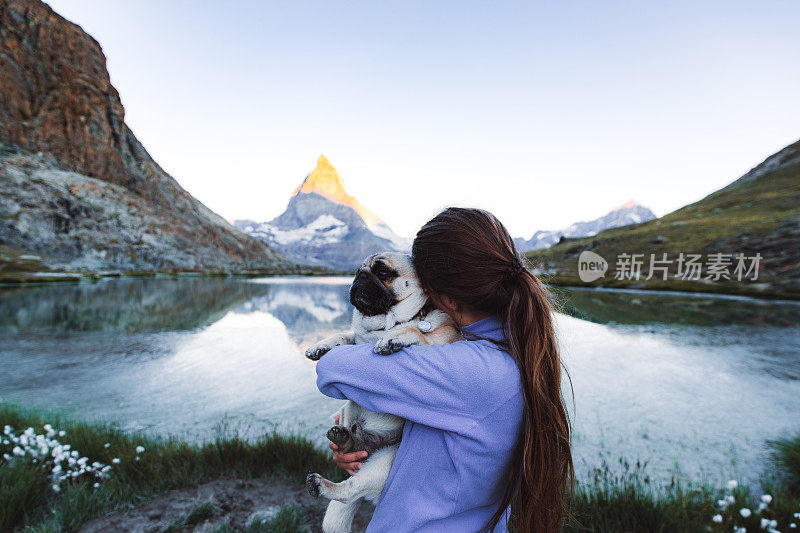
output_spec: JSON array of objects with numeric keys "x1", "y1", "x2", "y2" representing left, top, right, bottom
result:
[{"x1": 527, "y1": 139, "x2": 800, "y2": 299}]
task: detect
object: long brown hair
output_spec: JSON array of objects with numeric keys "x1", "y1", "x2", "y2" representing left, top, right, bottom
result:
[{"x1": 412, "y1": 207, "x2": 574, "y2": 532}]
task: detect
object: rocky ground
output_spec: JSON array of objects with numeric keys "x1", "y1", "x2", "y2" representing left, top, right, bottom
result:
[{"x1": 80, "y1": 476, "x2": 374, "y2": 533}]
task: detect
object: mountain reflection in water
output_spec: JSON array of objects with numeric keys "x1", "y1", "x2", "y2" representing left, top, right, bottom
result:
[{"x1": 0, "y1": 277, "x2": 798, "y2": 487}]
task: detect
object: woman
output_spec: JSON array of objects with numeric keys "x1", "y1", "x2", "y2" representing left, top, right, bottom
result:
[{"x1": 315, "y1": 207, "x2": 574, "y2": 532}]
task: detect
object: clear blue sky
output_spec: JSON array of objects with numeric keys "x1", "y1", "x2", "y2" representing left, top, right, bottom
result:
[{"x1": 46, "y1": 0, "x2": 800, "y2": 238}]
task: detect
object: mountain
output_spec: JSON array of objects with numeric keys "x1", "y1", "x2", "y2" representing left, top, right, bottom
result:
[
  {"x1": 236, "y1": 155, "x2": 409, "y2": 270},
  {"x1": 527, "y1": 139, "x2": 800, "y2": 299},
  {"x1": 514, "y1": 201, "x2": 656, "y2": 252},
  {"x1": 0, "y1": 0, "x2": 293, "y2": 278}
]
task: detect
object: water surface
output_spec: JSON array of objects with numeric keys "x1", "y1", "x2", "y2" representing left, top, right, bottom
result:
[{"x1": 1, "y1": 277, "x2": 798, "y2": 486}]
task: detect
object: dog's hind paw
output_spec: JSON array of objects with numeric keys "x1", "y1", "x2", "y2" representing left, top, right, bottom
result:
[
  {"x1": 305, "y1": 343, "x2": 332, "y2": 361},
  {"x1": 306, "y1": 472, "x2": 322, "y2": 498},
  {"x1": 373, "y1": 337, "x2": 408, "y2": 356}
]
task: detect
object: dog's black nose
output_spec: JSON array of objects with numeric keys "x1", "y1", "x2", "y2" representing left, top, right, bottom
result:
[{"x1": 327, "y1": 425, "x2": 350, "y2": 445}]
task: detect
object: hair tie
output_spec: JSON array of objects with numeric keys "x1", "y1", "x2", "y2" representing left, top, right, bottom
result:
[{"x1": 505, "y1": 259, "x2": 524, "y2": 281}]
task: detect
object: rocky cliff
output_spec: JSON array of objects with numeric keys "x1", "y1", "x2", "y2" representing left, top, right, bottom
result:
[
  {"x1": 236, "y1": 155, "x2": 409, "y2": 270},
  {"x1": 0, "y1": 0, "x2": 292, "y2": 275}
]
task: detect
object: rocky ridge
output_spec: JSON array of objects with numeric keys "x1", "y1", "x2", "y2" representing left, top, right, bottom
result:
[{"x1": 0, "y1": 0, "x2": 293, "y2": 277}]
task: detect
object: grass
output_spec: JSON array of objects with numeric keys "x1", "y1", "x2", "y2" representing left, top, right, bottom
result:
[
  {"x1": 0, "y1": 459, "x2": 48, "y2": 531},
  {"x1": 245, "y1": 504, "x2": 307, "y2": 533},
  {"x1": 566, "y1": 460, "x2": 721, "y2": 532},
  {"x1": 525, "y1": 139, "x2": 800, "y2": 300},
  {"x1": 160, "y1": 501, "x2": 308, "y2": 533},
  {"x1": 564, "y1": 446, "x2": 800, "y2": 532},
  {"x1": 161, "y1": 501, "x2": 217, "y2": 532},
  {"x1": 768, "y1": 433, "x2": 800, "y2": 496},
  {"x1": 2, "y1": 402, "x2": 799, "y2": 532},
  {"x1": 0, "y1": 402, "x2": 341, "y2": 532}
]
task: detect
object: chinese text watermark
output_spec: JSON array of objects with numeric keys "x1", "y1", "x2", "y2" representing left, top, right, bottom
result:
[{"x1": 578, "y1": 251, "x2": 762, "y2": 282}]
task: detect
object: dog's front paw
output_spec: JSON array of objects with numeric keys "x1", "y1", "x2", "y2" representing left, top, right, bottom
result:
[
  {"x1": 306, "y1": 472, "x2": 322, "y2": 498},
  {"x1": 305, "y1": 342, "x2": 333, "y2": 361},
  {"x1": 373, "y1": 337, "x2": 409, "y2": 356}
]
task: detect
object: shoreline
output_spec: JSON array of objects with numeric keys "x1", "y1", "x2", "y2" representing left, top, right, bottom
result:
[
  {"x1": 4, "y1": 269, "x2": 800, "y2": 304},
  {"x1": 538, "y1": 275, "x2": 800, "y2": 302},
  {"x1": 551, "y1": 283, "x2": 800, "y2": 305},
  {"x1": 0, "y1": 268, "x2": 346, "y2": 287},
  {"x1": 1, "y1": 402, "x2": 798, "y2": 532}
]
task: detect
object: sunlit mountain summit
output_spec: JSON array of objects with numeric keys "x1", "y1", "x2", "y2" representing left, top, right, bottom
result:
[{"x1": 235, "y1": 155, "x2": 409, "y2": 270}]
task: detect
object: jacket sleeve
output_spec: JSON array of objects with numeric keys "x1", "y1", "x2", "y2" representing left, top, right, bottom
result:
[{"x1": 315, "y1": 340, "x2": 507, "y2": 433}]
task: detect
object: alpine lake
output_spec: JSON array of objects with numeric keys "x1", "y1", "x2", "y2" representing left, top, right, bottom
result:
[{"x1": 1, "y1": 276, "x2": 798, "y2": 487}]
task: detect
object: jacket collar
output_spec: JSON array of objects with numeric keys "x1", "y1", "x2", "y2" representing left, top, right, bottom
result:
[{"x1": 460, "y1": 315, "x2": 506, "y2": 342}]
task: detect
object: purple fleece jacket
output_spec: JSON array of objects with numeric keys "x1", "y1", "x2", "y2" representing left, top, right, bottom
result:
[{"x1": 315, "y1": 316, "x2": 523, "y2": 532}]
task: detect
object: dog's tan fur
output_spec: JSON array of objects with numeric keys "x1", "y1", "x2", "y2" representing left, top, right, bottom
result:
[{"x1": 304, "y1": 252, "x2": 461, "y2": 533}]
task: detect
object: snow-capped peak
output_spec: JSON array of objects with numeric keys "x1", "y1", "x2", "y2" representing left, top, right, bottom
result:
[
  {"x1": 293, "y1": 155, "x2": 385, "y2": 231},
  {"x1": 514, "y1": 201, "x2": 656, "y2": 253},
  {"x1": 612, "y1": 200, "x2": 639, "y2": 211},
  {"x1": 237, "y1": 155, "x2": 409, "y2": 269}
]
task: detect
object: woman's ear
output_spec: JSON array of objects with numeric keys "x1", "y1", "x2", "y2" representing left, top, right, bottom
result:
[
  {"x1": 442, "y1": 296, "x2": 460, "y2": 314},
  {"x1": 429, "y1": 292, "x2": 460, "y2": 316}
]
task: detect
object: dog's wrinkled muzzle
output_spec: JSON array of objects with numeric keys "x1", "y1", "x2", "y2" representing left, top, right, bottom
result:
[{"x1": 350, "y1": 272, "x2": 397, "y2": 316}]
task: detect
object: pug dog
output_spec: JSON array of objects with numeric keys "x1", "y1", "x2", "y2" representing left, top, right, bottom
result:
[{"x1": 304, "y1": 252, "x2": 461, "y2": 533}]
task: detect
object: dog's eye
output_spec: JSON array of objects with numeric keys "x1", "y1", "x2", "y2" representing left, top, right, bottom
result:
[
  {"x1": 351, "y1": 424, "x2": 358, "y2": 433},
  {"x1": 373, "y1": 265, "x2": 395, "y2": 280}
]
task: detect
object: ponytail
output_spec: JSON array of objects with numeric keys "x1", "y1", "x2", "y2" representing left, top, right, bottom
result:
[
  {"x1": 487, "y1": 269, "x2": 573, "y2": 531},
  {"x1": 412, "y1": 207, "x2": 574, "y2": 532}
]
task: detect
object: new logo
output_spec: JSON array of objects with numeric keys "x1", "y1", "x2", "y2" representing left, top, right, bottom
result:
[{"x1": 578, "y1": 251, "x2": 608, "y2": 282}]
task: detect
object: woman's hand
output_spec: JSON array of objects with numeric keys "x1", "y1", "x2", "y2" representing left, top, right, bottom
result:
[{"x1": 330, "y1": 414, "x2": 368, "y2": 475}]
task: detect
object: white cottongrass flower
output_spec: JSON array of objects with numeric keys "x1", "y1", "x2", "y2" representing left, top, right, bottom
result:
[
  {"x1": 1, "y1": 424, "x2": 110, "y2": 492},
  {"x1": 112, "y1": 458, "x2": 120, "y2": 464},
  {"x1": 796, "y1": 513, "x2": 800, "y2": 519},
  {"x1": 728, "y1": 480, "x2": 739, "y2": 490},
  {"x1": 135, "y1": 456, "x2": 140, "y2": 461},
  {"x1": 759, "y1": 502, "x2": 768, "y2": 512},
  {"x1": 762, "y1": 494, "x2": 773, "y2": 504},
  {"x1": 789, "y1": 523, "x2": 796, "y2": 528},
  {"x1": 712, "y1": 514, "x2": 723, "y2": 523},
  {"x1": 135, "y1": 446, "x2": 145, "y2": 454},
  {"x1": 740, "y1": 508, "x2": 752, "y2": 518},
  {"x1": 718, "y1": 499, "x2": 729, "y2": 508},
  {"x1": 104, "y1": 443, "x2": 111, "y2": 448}
]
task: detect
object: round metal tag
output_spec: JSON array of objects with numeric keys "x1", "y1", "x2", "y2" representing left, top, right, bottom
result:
[{"x1": 417, "y1": 320, "x2": 433, "y2": 332}]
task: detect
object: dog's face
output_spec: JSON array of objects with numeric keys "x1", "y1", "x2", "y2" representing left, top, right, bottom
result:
[{"x1": 349, "y1": 252, "x2": 421, "y2": 316}]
